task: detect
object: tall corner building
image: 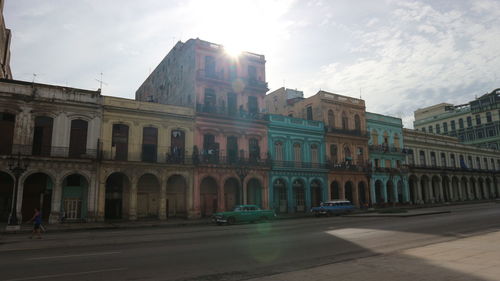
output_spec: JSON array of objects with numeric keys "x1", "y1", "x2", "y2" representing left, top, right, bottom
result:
[
  {"x1": 413, "y1": 88, "x2": 500, "y2": 150},
  {"x1": 136, "y1": 38, "x2": 270, "y2": 218}
]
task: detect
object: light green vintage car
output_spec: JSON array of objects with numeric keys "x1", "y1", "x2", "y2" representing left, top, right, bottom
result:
[{"x1": 212, "y1": 205, "x2": 276, "y2": 225}]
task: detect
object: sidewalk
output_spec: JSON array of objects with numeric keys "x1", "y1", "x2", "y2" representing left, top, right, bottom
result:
[
  {"x1": 344, "y1": 209, "x2": 451, "y2": 217},
  {"x1": 246, "y1": 230, "x2": 500, "y2": 281}
]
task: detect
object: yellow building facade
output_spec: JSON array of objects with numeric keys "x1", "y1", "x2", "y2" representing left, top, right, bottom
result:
[{"x1": 97, "y1": 96, "x2": 195, "y2": 221}]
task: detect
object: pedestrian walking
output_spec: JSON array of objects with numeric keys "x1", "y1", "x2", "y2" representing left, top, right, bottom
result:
[{"x1": 26, "y1": 208, "x2": 42, "y2": 239}]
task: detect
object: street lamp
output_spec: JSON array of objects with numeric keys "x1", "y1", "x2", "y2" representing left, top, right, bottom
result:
[{"x1": 7, "y1": 152, "x2": 29, "y2": 229}]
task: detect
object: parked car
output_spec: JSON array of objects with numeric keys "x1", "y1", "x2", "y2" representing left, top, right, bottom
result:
[
  {"x1": 212, "y1": 205, "x2": 276, "y2": 225},
  {"x1": 310, "y1": 200, "x2": 356, "y2": 217}
]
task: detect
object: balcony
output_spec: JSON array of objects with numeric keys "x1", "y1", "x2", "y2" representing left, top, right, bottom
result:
[
  {"x1": 371, "y1": 167, "x2": 409, "y2": 174},
  {"x1": 271, "y1": 160, "x2": 329, "y2": 170},
  {"x1": 405, "y1": 164, "x2": 499, "y2": 173},
  {"x1": 196, "y1": 103, "x2": 267, "y2": 121},
  {"x1": 369, "y1": 145, "x2": 409, "y2": 155},
  {"x1": 196, "y1": 69, "x2": 229, "y2": 85},
  {"x1": 2, "y1": 144, "x2": 98, "y2": 159},
  {"x1": 195, "y1": 155, "x2": 270, "y2": 167},
  {"x1": 196, "y1": 69, "x2": 268, "y2": 92},
  {"x1": 326, "y1": 127, "x2": 370, "y2": 138},
  {"x1": 245, "y1": 77, "x2": 268, "y2": 91}
]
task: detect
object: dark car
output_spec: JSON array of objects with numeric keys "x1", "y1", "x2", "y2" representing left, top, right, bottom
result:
[{"x1": 310, "y1": 200, "x2": 356, "y2": 217}]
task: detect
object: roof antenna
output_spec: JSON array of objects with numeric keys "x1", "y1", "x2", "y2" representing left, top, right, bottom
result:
[
  {"x1": 95, "y1": 72, "x2": 108, "y2": 91},
  {"x1": 359, "y1": 88, "x2": 362, "y2": 99}
]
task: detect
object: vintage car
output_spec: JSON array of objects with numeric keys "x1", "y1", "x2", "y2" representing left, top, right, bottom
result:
[
  {"x1": 212, "y1": 205, "x2": 276, "y2": 225},
  {"x1": 310, "y1": 200, "x2": 356, "y2": 217}
]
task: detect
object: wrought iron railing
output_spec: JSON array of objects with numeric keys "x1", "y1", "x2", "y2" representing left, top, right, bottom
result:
[
  {"x1": 2, "y1": 144, "x2": 98, "y2": 159},
  {"x1": 196, "y1": 103, "x2": 267, "y2": 120}
]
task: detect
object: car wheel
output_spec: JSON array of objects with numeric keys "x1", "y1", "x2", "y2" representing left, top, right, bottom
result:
[
  {"x1": 227, "y1": 217, "x2": 236, "y2": 225},
  {"x1": 260, "y1": 216, "x2": 268, "y2": 222}
]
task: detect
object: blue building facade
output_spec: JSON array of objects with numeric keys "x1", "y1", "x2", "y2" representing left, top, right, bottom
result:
[
  {"x1": 267, "y1": 115, "x2": 328, "y2": 213},
  {"x1": 366, "y1": 112, "x2": 410, "y2": 205}
]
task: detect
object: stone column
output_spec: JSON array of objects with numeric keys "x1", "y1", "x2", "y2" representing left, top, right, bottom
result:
[
  {"x1": 416, "y1": 177, "x2": 423, "y2": 204},
  {"x1": 191, "y1": 172, "x2": 200, "y2": 218},
  {"x1": 159, "y1": 177, "x2": 167, "y2": 220},
  {"x1": 242, "y1": 178, "x2": 247, "y2": 205},
  {"x1": 287, "y1": 182, "x2": 294, "y2": 213},
  {"x1": 97, "y1": 177, "x2": 106, "y2": 222},
  {"x1": 217, "y1": 177, "x2": 225, "y2": 212},
  {"x1": 129, "y1": 181, "x2": 138, "y2": 221},
  {"x1": 382, "y1": 180, "x2": 388, "y2": 203},
  {"x1": 369, "y1": 179, "x2": 376, "y2": 205},
  {"x1": 305, "y1": 181, "x2": 312, "y2": 211},
  {"x1": 49, "y1": 178, "x2": 63, "y2": 224}
]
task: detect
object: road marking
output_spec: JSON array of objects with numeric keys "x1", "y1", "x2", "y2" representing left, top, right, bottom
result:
[
  {"x1": 25, "y1": 251, "x2": 121, "y2": 260},
  {"x1": 4, "y1": 267, "x2": 127, "y2": 281}
]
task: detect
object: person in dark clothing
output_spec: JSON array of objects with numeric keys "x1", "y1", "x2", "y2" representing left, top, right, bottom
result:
[{"x1": 27, "y1": 208, "x2": 42, "y2": 239}]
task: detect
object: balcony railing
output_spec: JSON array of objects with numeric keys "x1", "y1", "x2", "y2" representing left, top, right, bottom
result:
[
  {"x1": 369, "y1": 145, "x2": 409, "y2": 154},
  {"x1": 271, "y1": 160, "x2": 329, "y2": 170},
  {"x1": 2, "y1": 144, "x2": 98, "y2": 159},
  {"x1": 405, "y1": 164, "x2": 499, "y2": 173},
  {"x1": 196, "y1": 69, "x2": 268, "y2": 91},
  {"x1": 370, "y1": 167, "x2": 409, "y2": 174},
  {"x1": 196, "y1": 103, "x2": 267, "y2": 120},
  {"x1": 326, "y1": 127, "x2": 370, "y2": 137}
]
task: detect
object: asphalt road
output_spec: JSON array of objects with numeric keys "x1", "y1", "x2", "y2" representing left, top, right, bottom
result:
[{"x1": 0, "y1": 203, "x2": 499, "y2": 281}]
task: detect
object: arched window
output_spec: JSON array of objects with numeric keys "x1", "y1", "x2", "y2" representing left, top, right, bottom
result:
[
  {"x1": 248, "y1": 138, "x2": 260, "y2": 161},
  {"x1": 32, "y1": 116, "x2": 53, "y2": 156},
  {"x1": 293, "y1": 143, "x2": 301, "y2": 163},
  {"x1": 341, "y1": 112, "x2": 348, "y2": 130},
  {"x1": 142, "y1": 126, "x2": 158, "y2": 162},
  {"x1": 330, "y1": 144, "x2": 338, "y2": 164},
  {"x1": 328, "y1": 110, "x2": 335, "y2": 128},
  {"x1": 0, "y1": 112, "x2": 15, "y2": 155},
  {"x1": 371, "y1": 130, "x2": 378, "y2": 145},
  {"x1": 274, "y1": 141, "x2": 283, "y2": 162},
  {"x1": 310, "y1": 144, "x2": 318, "y2": 164},
  {"x1": 419, "y1": 151, "x2": 426, "y2": 165},
  {"x1": 394, "y1": 133, "x2": 400, "y2": 148},
  {"x1": 354, "y1": 114, "x2": 361, "y2": 131},
  {"x1": 112, "y1": 124, "x2": 129, "y2": 161},
  {"x1": 344, "y1": 145, "x2": 352, "y2": 163},
  {"x1": 69, "y1": 119, "x2": 88, "y2": 158},
  {"x1": 383, "y1": 131, "x2": 389, "y2": 146}
]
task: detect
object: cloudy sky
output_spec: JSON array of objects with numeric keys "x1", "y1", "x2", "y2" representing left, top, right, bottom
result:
[{"x1": 5, "y1": 0, "x2": 500, "y2": 127}]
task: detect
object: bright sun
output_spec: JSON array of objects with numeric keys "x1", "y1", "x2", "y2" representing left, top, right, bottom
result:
[{"x1": 224, "y1": 43, "x2": 243, "y2": 58}]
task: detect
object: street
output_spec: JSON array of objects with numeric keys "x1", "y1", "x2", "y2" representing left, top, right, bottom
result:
[{"x1": 1, "y1": 203, "x2": 499, "y2": 281}]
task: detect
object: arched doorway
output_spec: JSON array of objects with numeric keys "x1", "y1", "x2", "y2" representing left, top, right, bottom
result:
[
  {"x1": 421, "y1": 176, "x2": 430, "y2": 203},
  {"x1": 200, "y1": 177, "x2": 218, "y2": 217},
  {"x1": 273, "y1": 179, "x2": 287, "y2": 213},
  {"x1": 431, "y1": 176, "x2": 441, "y2": 202},
  {"x1": 224, "y1": 177, "x2": 240, "y2": 211},
  {"x1": 397, "y1": 180, "x2": 403, "y2": 203},
  {"x1": 358, "y1": 182, "x2": 367, "y2": 206},
  {"x1": 310, "y1": 179, "x2": 322, "y2": 208},
  {"x1": 387, "y1": 180, "x2": 395, "y2": 203},
  {"x1": 166, "y1": 175, "x2": 187, "y2": 218},
  {"x1": 22, "y1": 173, "x2": 53, "y2": 221},
  {"x1": 460, "y1": 177, "x2": 469, "y2": 200},
  {"x1": 345, "y1": 181, "x2": 354, "y2": 203},
  {"x1": 375, "y1": 180, "x2": 384, "y2": 204},
  {"x1": 451, "y1": 177, "x2": 460, "y2": 201},
  {"x1": 61, "y1": 174, "x2": 88, "y2": 221},
  {"x1": 478, "y1": 178, "x2": 486, "y2": 199},
  {"x1": 247, "y1": 178, "x2": 262, "y2": 207},
  {"x1": 470, "y1": 178, "x2": 478, "y2": 200},
  {"x1": 137, "y1": 174, "x2": 160, "y2": 219},
  {"x1": 330, "y1": 181, "x2": 340, "y2": 200},
  {"x1": 293, "y1": 179, "x2": 306, "y2": 212},
  {"x1": 442, "y1": 176, "x2": 451, "y2": 202},
  {"x1": 105, "y1": 173, "x2": 130, "y2": 220},
  {"x1": 0, "y1": 172, "x2": 13, "y2": 221},
  {"x1": 409, "y1": 175, "x2": 418, "y2": 204}
]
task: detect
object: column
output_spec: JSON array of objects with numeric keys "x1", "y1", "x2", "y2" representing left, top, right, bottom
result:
[
  {"x1": 369, "y1": 179, "x2": 376, "y2": 205},
  {"x1": 382, "y1": 180, "x2": 388, "y2": 203},
  {"x1": 305, "y1": 181, "x2": 311, "y2": 211},
  {"x1": 191, "y1": 172, "x2": 200, "y2": 218},
  {"x1": 129, "y1": 181, "x2": 138, "y2": 221},
  {"x1": 242, "y1": 178, "x2": 247, "y2": 205},
  {"x1": 217, "y1": 177, "x2": 225, "y2": 212},
  {"x1": 287, "y1": 182, "x2": 294, "y2": 213},
  {"x1": 97, "y1": 178, "x2": 106, "y2": 222},
  {"x1": 416, "y1": 177, "x2": 423, "y2": 204},
  {"x1": 49, "y1": 179, "x2": 62, "y2": 224}
]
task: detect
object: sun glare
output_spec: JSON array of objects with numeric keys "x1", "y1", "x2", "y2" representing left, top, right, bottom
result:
[{"x1": 224, "y1": 44, "x2": 243, "y2": 58}]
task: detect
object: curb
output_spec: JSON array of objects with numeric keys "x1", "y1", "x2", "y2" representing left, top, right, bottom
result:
[{"x1": 343, "y1": 210, "x2": 451, "y2": 218}]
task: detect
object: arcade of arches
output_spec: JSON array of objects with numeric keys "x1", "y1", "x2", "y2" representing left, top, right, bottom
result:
[
  {"x1": 408, "y1": 173, "x2": 500, "y2": 204},
  {"x1": 270, "y1": 176, "x2": 327, "y2": 214},
  {"x1": 329, "y1": 179, "x2": 369, "y2": 207}
]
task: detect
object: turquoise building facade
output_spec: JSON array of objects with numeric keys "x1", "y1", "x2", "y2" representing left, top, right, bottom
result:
[
  {"x1": 366, "y1": 112, "x2": 410, "y2": 204},
  {"x1": 267, "y1": 115, "x2": 328, "y2": 213}
]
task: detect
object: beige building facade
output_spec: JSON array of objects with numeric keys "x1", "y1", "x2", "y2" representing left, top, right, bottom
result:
[
  {"x1": 404, "y1": 128, "x2": 500, "y2": 204},
  {"x1": 98, "y1": 96, "x2": 195, "y2": 220}
]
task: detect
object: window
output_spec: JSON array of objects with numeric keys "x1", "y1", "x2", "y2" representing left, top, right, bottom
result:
[
  {"x1": 483, "y1": 158, "x2": 488, "y2": 170},
  {"x1": 458, "y1": 118, "x2": 464, "y2": 129},
  {"x1": 421, "y1": 127, "x2": 426, "y2": 132},
  {"x1": 306, "y1": 106, "x2": 313, "y2": 120},
  {"x1": 249, "y1": 138, "x2": 260, "y2": 161},
  {"x1": 440, "y1": 153, "x2": 446, "y2": 167},
  {"x1": 491, "y1": 158, "x2": 495, "y2": 170},
  {"x1": 311, "y1": 144, "x2": 319, "y2": 164},
  {"x1": 227, "y1": 93, "x2": 237, "y2": 116},
  {"x1": 227, "y1": 136, "x2": 238, "y2": 163},
  {"x1": 383, "y1": 132, "x2": 389, "y2": 145},
  {"x1": 408, "y1": 150, "x2": 414, "y2": 165},
  {"x1": 330, "y1": 144, "x2": 338, "y2": 164},
  {"x1": 142, "y1": 127, "x2": 158, "y2": 162},
  {"x1": 32, "y1": 116, "x2": 53, "y2": 156},
  {"x1": 344, "y1": 146, "x2": 352, "y2": 163},
  {"x1": 450, "y1": 154, "x2": 456, "y2": 167},
  {"x1": 385, "y1": 159, "x2": 391, "y2": 168},
  {"x1": 467, "y1": 116, "x2": 472, "y2": 127},
  {"x1": 374, "y1": 159, "x2": 380, "y2": 167},
  {"x1": 342, "y1": 112, "x2": 348, "y2": 130},
  {"x1": 0, "y1": 112, "x2": 15, "y2": 155},
  {"x1": 203, "y1": 88, "x2": 216, "y2": 113},
  {"x1": 354, "y1": 115, "x2": 361, "y2": 131},
  {"x1": 248, "y1": 96, "x2": 259, "y2": 114},
  {"x1": 371, "y1": 130, "x2": 378, "y2": 145},
  {"x1": 112, "y1": 124, "x2": 129, "y2": 161},
  {"x1": 430, "y1": 152, "x2": 437, "y2": 166},
  {"x1": 357, "y1": 147, "x2": 364, "y2": 164},
  {"x1": 443, "y1": 122, "x2": 448, "y2": 133},
  {"x1": 419, "y1": 151, "x2": 426, "y2": 165},
  {"x1": 486, "y1": 112, "x2": 492, "y2": 123},
  {"x1": 274, "y1": 141, "x2": 284, "y2": 161},
  {"x1": 476, "y1": 157, "x2": 481, "y2": 169},
  {"x1": 435, "y1": 124, "x2": 440, "y2": 134},
  {"x1": 293, "y1": 143, "x2": 301, "y2": 163},
  {"x1": 328, "y1": 110, "x2": 335, "y2": 128},
  {"x1": 428, "y1": 126, "x2": 433, "y2": 133},
  {"x1": 468, "y1": 156, "x2": 473, "y2": 168},
  {"x1": 170, "y1": 129, "x2": 185, "y2": 163},
  {"x1": 248, "y1": 65, "x2": 257, "y2": 81},
  {"x1": 205, "y1": 56, "x2": 215, "y2": 77},
  {"x1": 475, "y1": 114, "x2": 481, "y2": 125},
  {"x1": 450, "y1": 120, "x2": 456, "y2": 131},
  {"x1": 69, "y1": 119, "x2": 88, "y2": 158}
]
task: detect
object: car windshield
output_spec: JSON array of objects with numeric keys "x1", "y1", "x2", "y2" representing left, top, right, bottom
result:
[{"x1": 233, "y1": 207, "x2": 242, "y2": 211}]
